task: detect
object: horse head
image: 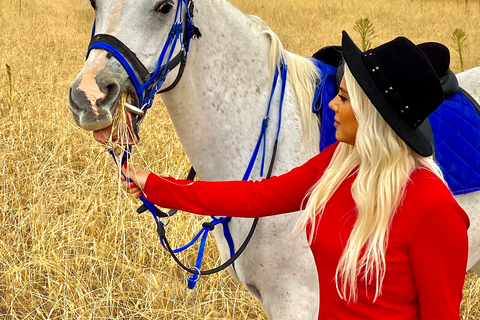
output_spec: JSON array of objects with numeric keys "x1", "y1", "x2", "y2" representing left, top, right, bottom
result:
[{"x1": 69, "y1": 0, "x2": 195, "y2": 145}]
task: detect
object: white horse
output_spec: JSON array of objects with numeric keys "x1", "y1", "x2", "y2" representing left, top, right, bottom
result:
[{"x1": 68, "y1": 0, "x2": 480, "y2": 319}]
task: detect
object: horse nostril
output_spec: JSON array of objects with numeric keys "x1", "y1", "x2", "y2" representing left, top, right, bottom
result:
[
  {"x1": 97, "y1": 81, "x2": 121, "y2": 109},
  {"x1": 69, "y1": 88, "x2": 82, "y2": 113}
]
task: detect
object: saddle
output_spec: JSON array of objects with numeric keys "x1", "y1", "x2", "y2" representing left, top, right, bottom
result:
[{"x1": 311, "y1": 43, "x2": 480, "y2": 195}]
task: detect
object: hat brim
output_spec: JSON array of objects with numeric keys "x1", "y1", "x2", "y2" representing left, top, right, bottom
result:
[{"x1": 341, "y1": 31, "x2": 433, "y2": 157}]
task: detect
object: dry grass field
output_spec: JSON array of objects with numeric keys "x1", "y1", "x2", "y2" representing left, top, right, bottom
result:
[{"x1": 0, "y1": 0, "x2": 479, "y2": 318}]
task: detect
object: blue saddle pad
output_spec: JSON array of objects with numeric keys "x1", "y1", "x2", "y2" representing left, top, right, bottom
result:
[
  {"x1": 429, "y1": 91, "x2": 480, "y2": 195},
  {"x1": 311, "y1": 59, "x2": 338, "y2": 152}
]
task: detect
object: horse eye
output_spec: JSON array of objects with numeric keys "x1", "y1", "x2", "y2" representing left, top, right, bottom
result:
[
  {"x1": 155, "y1": 1, "x2": 174, "y2": 14},
  {"x1": 90, "y1": 0, "x2": 97, "y2": 10}
]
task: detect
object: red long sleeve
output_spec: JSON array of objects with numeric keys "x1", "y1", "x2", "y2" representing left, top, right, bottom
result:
[{"x1": 143, "y1": 142, "x2": 338, "y2": 217}]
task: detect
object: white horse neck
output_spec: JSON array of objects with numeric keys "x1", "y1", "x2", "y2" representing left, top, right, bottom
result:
[{"x1": 160, "y1": 0, "x2": 320, "y2": 180}]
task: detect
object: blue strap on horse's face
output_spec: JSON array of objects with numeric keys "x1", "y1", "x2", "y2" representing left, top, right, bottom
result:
[
  {"x1": 89, "y1": 34, "x2": 151, "y2": 90},
  {"x1": 87, "y1": 34, "x2": 154, "y2": 139},
  {"x1": 86, "y1": 0, "x2": 200, "y2": 138}
]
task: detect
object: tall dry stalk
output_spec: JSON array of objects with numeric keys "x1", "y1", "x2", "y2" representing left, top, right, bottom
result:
[
  {"x1": 451, "y1": 28, "x2": 467, "y2": 71},
  {"x1": 6, "y1": 63, "x2": 13, "y2": 111},
  {"x1": 353, "y1": 18, "x2": 376, "y2": 51}
]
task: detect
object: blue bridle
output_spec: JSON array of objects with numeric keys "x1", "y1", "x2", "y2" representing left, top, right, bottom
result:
[{"x1": 87, "y1": 0, "x2": 198, "y2": 128}]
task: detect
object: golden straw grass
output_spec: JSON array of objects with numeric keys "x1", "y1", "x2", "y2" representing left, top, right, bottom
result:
[
  {"x1": 106, "y1": 92, "x2": 128, "y2": 156},
  {"x1": 0, "y1": 0, "x2": 478, "y2": 318}
]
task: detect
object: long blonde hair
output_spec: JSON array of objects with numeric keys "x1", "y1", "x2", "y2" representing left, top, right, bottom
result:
[{"x1": 293, "y1": 64, "x2": 445, "y2": 302}]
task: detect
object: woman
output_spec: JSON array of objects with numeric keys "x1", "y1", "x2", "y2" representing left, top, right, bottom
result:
[{"x1": 121, "y1": 31, "x2": 469, "y2": 319}]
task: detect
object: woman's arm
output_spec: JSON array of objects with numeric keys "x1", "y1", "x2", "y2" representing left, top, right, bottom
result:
[
  {"x1": 122, "y1": 142, "x2": 339, "y2": 218},
  {"x1": 409, "y1": 199, "x2": 469, "y2": 319}
]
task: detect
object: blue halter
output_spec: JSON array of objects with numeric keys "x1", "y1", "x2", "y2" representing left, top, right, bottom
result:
[{"x1": 87, "y1": 0, "x2": 197, "y2": 120}]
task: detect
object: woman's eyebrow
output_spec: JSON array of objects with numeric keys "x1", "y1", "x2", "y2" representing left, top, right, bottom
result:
[{"x1": 339, "y1": 87, "x2": 349, "y2": 95}]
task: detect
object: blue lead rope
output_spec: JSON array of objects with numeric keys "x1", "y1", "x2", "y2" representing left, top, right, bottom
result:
[{"x1": 110, "y1": 145, "x2": 237, "y2": 289}]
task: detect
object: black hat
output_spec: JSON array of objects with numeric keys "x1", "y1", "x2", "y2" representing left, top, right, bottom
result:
[{"x1": 341, "y1": 31, "x2": 444, "y2": 157}]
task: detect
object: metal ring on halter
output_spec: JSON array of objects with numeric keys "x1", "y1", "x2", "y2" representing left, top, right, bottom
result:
[
  {"x1": 163, "y1": 212, "x2": 172, "y2": 227},
  {"x1": 125, "y1": 103, "x2": 145, "y2": 116},
  {"x1": 190, "y1": 266, "x2": 201, "y2": 276}
]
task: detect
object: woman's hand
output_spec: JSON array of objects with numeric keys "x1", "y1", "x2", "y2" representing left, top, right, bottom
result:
[{"x1": 120, "y1": 164, "x2": 150, "y2": 199}]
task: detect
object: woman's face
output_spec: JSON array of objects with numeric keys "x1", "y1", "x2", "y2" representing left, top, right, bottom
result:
[{"x1": 328, "y1": 77, "x2": 358, "y2": 145}]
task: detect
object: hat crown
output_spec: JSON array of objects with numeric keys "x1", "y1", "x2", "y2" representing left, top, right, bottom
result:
[{"x1": 361, "y1": 37, "x2": 444, "y2": 128}]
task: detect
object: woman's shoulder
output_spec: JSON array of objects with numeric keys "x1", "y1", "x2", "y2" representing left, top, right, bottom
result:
[
  {"x1": 401, "y1": 168, "x2": 470, "y2": 228},
  {"x1": 305, "y1": 141, "x2": 340, "y2": 170},
  {"x1": 408, "y1": 168, "x2": 450, "y2": 198}
]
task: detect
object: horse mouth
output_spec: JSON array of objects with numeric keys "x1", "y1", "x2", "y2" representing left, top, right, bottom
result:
[{"x1": 93, "y1": 92, "x2": 140, "y2": 147}]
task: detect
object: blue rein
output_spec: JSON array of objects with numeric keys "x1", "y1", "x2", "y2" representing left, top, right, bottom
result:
[
  {"x1": 244, "y1": 56, "x2": 288, "y2": 180},
  {"x1": 177, "y1": 57, "x2": 288, "y2": 288}
]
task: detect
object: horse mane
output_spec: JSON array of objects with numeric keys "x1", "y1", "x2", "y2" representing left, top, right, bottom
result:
[{"x1": 247, "y1": 15, "x2": 321, "y2": 155}]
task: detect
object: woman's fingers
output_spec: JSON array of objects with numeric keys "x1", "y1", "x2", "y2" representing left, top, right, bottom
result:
[
  {"x1": 120, "y1": 179, "x2": 143, "y2": 199},
  {"x1": 131, "y1": 190, "x2": 143, "y2": 199},
  {"x1": 129, "y1": 186, "x2": 140, "y2": 193},
  {"x1": 121, "y1": 178, "x2": 141, "y2": 193},
  {"x1": 120, "y1": 178, "x2": 130, "y2": 189},
  {"x1": 119, "y1": 164, "x2": 150, "y2": 200},
  {"x1": 121, "y1": 164, "x2": 149, "y2": 189}
]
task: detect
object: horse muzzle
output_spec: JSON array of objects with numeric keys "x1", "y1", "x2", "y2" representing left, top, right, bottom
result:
[{"x1": 69, "y1": 69, "x2": 140, "y2": 146}]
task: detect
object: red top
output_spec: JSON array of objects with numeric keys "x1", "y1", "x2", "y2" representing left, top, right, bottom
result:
[{"x1": 143, "y1": 142, "x2": 469, "y2": 319}]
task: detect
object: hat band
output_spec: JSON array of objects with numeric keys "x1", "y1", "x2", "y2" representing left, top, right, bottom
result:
[{"x1": 362, "y1": 52, "x2": 424, "y2": 128}]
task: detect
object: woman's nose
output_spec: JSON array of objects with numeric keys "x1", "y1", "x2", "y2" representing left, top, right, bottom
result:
[{"x1": 329, "y1": 96, "x2": 338, "y2": 112}]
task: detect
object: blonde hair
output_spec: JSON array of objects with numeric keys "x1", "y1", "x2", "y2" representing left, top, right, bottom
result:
[{"x1": 292, "y1": 64, "x2": 445, "y2": 302}]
